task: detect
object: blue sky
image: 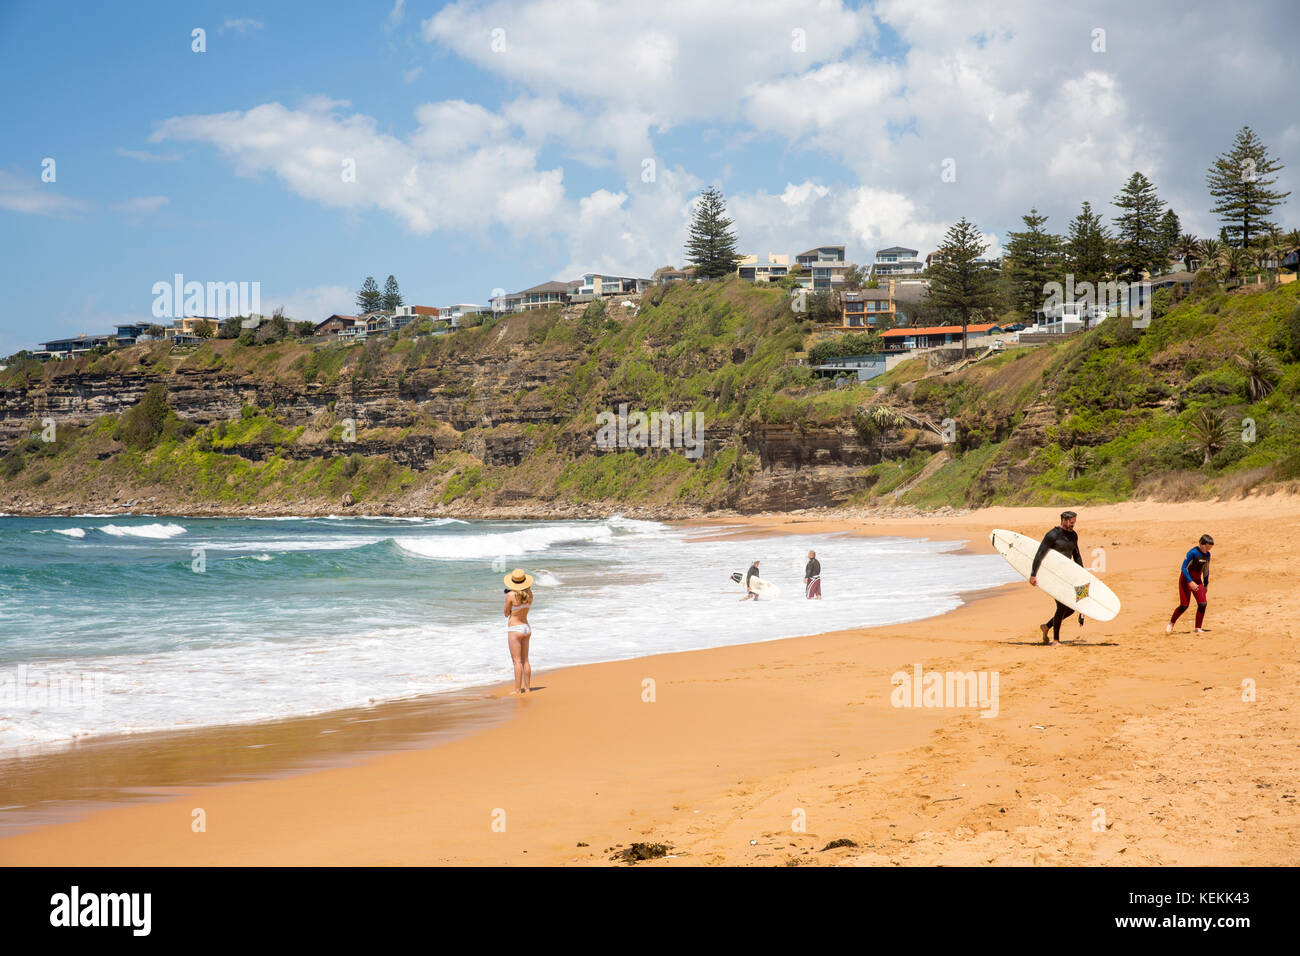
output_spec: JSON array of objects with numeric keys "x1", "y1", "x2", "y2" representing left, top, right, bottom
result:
[{"x1": 2, "y1": 0, "x2": 1296, "y2": 354}]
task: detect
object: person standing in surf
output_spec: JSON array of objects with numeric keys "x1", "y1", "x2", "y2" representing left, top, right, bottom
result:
[
  {"x1": 741, "y1": 559, "x2": 762, "y2": 602},
  {"x1": 1029, "y1": 511, "x2": 1083, "y2": 646},
  {"x1": 503, "y1": 568, "x2": 534, "y2": 694},
  {"x1": 804, "y1": 550, "x2": 822, "y2": 600},
  {"x1": 1167, "y1": 534, "x2": 1214, "y2": 634}
]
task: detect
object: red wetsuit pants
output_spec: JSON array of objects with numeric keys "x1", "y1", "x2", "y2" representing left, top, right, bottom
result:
[{"x1": 1171, "y1": 575, "x2": 1207, "y2": 628}]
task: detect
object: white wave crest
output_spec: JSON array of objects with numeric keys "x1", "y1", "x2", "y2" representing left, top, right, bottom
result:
[
  {"x1": 396, "y1": 522, "x2": 621, "y2": 560},
  {"x1": 98, "y1": 523, "x2": 187, "y2": 539}
]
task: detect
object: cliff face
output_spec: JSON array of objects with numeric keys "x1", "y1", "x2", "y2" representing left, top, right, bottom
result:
[
  {"x1": 0, "y1": 303, "x2": 902, "y2": 513},
  {"x1": 6, "y1": 279, "x2": 1294, "y2": 515},
  {"x1": 0, "y1": 367, "x2": 895, "y2": 512}
]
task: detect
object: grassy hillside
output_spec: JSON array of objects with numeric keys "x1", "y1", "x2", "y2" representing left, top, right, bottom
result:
[
  {"x1": 2, "y1": 278, "x2": 1299, "y2": 512},
  {"x1": 891, "y1": 281, "x2": 1300, "y2": 506}
]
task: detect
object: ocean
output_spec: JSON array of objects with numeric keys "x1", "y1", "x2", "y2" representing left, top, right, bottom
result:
[{"x1": 0, "y1": 514, "x2": 1020, "y2": 756}]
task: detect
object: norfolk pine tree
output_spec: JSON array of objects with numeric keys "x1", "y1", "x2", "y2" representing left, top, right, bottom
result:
[
  {"x1": 381, "y1": 275, "x2": 404, "y2": 312},
  {"x1": 1112, "y1": 172, "x2": 1167, "y2": 282},
  {"x1": 684, "y1": 186, "x2": 741, "y2": 279},
  {"x1": 356, "y1": 276, "x2": 382, "y2": 314},
  {"x1": 1003, "y1": 208, "x2": 1064, "y2": 325},
  {"x1": 925, "y1": 217, "x2": 1000, "y2": 358},
  {"x1": 1207, "y1": 126, "x2": 1290, "y2": 250},
  {"x1": 1064, "y1": 201, "x2": 1113, "y2": 288}
]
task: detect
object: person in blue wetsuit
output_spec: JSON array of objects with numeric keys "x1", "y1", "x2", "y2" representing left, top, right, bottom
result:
[{"x1": 1167, "y1": 534, "x2": 1214, "y2": 634}]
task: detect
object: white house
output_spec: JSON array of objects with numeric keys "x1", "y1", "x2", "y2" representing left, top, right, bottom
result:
[{"x1": 872, "y1": 246, "x2": 924, "y2": 278}]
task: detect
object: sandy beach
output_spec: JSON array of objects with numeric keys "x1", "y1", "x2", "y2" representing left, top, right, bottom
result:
[{"x1": 1, "y1": 496, "x2": 1296, "y2": 867}]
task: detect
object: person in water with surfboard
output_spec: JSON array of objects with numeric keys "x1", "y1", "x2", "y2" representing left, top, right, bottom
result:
[
  {"x1": 804, "y1": 551, "x2": 822, "y2": 600},
  {"x1": 1167, "y1": 534, "x2": 1213, "y2": 634},
  {"x1": 741, "y1": 559, "x2": 761, "y2": 601},
  {"x1": 1029, "y1": 511, "x2": 1083, "y2": 645},
  {"x1": 503, "y1": 568, "x2": 534, "y2": 694}
]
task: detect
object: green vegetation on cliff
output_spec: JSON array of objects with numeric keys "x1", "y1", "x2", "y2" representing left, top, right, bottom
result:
[
  {"x1": 3, "y1": 278, "x2": 1299, "y2": 512},
  {"x1": 888, "y1": 282, "x2": 1300, "y2": 506}
]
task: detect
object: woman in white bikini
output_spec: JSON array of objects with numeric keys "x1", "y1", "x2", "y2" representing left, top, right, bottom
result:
[{"x1": 503, "y1": 568, "x2": 534, "y2": 695}]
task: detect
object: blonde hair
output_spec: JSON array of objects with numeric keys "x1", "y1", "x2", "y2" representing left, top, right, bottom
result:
[{"x1": 511, "y1": 587, "x2": 533, "y2": 605}]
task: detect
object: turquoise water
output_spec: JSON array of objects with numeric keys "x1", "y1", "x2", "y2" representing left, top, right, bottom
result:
[{"x1": 0, "y1": 514, "x2": 1019, "y2": 754}]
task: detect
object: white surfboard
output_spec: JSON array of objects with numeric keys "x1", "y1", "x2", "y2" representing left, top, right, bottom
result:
[
  {"x1": 990, "y1": 528, "x2": 1120, "y2": 622},
  {"x1": 730, "y1": 571, "x2": 780, "y2": 598}
]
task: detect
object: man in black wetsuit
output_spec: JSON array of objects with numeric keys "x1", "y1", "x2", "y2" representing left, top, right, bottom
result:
[{"x1": 1029, "y1": 510, "x2": 1083, "y2": 645}]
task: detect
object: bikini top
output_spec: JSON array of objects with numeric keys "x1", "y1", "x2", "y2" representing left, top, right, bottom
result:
[{"x1": 511, "y1": 601, "x2": 531, "y2": 611}]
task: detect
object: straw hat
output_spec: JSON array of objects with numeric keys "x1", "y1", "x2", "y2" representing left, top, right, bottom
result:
[{"x1": 503, "y1": 568, "x2": 534, "y2": 591}]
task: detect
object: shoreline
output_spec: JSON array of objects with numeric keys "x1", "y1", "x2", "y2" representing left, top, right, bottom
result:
[
  {"x1": 0, "y1": 516, "x2": 1002, "y2": 837},
  {"x1": 2, "y1": 496, "x2": 1297, "y2": 865}
]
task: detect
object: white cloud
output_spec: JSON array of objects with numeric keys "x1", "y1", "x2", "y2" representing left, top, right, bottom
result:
[
  {"x1": 402, "y1": 65, "x2": 423, "y2": 84},
  {"x1": 422, "y1": 0, "x2": 874, "y2": 120},
  {"x1": 387, "y1": 0, "x2": 406, "y2": 31},
  {"x1": 221, "y1": 18, "x2": 264, "y2": 34},
  {"x1": 559, "y1": 166, "x2": 701, "y2": 276},
  {"x1": 111, "y1": 195, "x2": 169, "y2": 217},
  {"x1": 0, "y1": 169, "x2": 90, "y2": 218},
  {"x1": 154, "y1": 1, "x2": 1300, "y2": 282},
  {"x1": 261, "y1": 284, "x2": 355, "y2": 322},
  {"x1": 116, "y1": 147, "x2": 182, "y2": 163},
  {"x1": 725, "y1": 182, "x2": 948, "y2": 266},
  {"x1": 300, "y1": 95, "x2": 352, "y2": 113},
  {"x1": 151, "y1": 101, "x2": 569, "y2": 237},
  {"x1": 743, "y1": 60, "x2": 902, "y2": 151}
]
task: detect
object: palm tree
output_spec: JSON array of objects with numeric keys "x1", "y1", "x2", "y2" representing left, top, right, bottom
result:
[
  {"x1": 1186, "y1": 407, "x2": 1233, "y2": 465},
  {"x1": 1250, "y1": 245, "x2": 1270, "y2": 284},
  {"x1": 1234, "y1": 348, "x2": 1280, "y2": 401},
  {"x1": 869, "y1": 406, "x2": 906, "y2": 431},
  {"x1": 1064, "y1": 445, "x2": 1093, "y2": 480},
  {"x1": 1266, "y1": 225, "x2": 1287, "y2": 282},
  {"x1": 1176, "y1": 234, "x2": 1200, "y2": 272},
  {"x1": 1223, "y1": 246, "x2": 1251, "y2": 281},
  {"x1": 1198, "y1": 238, "x2": 1223, "y2": 276}
]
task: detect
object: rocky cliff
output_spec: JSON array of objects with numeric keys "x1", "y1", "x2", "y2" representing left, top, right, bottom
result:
[{"x1": 3, "y1": 279, "x2": 1297, "y2": 515}]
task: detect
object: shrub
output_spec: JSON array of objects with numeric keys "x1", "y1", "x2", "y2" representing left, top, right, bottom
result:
[
  {"x1": 1189, "y1": 270, "x2": 1218, "y2": 301},
  {"x1": 1186, "y1": 366, "x2": 1245, "y2": 398},
  {"x1": 807, "y1": 332, "x2": 882, "y2": 365},
  {"x1": 116, "y1": 383, "x2": 171, "y2": 449},
  {"x1": 342, "y1": 452, "x2": 363, "y2": 478},
  {"x1": 581, "y1": 299, "x2": 607, "y2": 326},
  {"x1": 1151, "y1": 288, "x2": 1172, "y2": 319},
  {"x1": 237, "y1": 330, "x2": 255, "y2": 346},
  {"x1": 1283, "y1": 303, "x2": 1300, "y2": 362},
  {"x1": 1210, "y1": 441, "x2": 1248, "y2": 470}
]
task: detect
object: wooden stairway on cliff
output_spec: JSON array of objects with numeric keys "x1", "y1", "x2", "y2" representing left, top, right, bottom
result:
[
  {"x1": 937, "y1": 344, "x2": 998, "y2": 377},
  {"x1": 891, "y1": 448, "x2": 952, "y2": 499}
]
